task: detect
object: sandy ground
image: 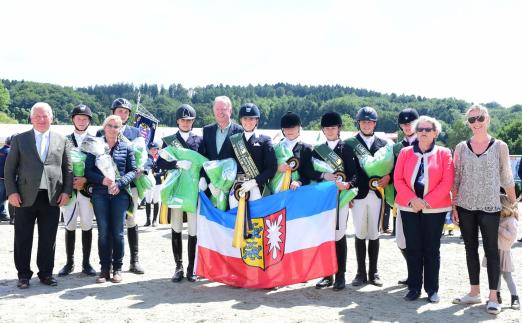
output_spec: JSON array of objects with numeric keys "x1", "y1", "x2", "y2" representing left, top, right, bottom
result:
[{"x1": 1, "y1": 207, "x2": 521, "y2": 323}]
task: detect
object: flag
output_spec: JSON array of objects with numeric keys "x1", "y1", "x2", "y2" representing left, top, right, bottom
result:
[
  {"x1": 134, "y1": 113, "x2": 158, "y2": 146},
  {"x1": 196, "y1": 182, "x2": 338, "y2": 288}
]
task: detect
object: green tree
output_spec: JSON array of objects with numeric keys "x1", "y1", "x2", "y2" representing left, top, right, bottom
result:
[
  {"x1": 496, "y1": 119, "x2": 522, "y2": 154},
  {"x1": 0, "y1": 82, "x2": 10, "y2": 112},
  {"x1": 445, "y1": 119, "x2": 471, "y2": 150},
  {"x1": 0, "y1": 112, "x2": 17, "y2": 123}
]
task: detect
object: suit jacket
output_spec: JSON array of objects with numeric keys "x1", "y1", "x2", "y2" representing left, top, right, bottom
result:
[
  {"x1": 308, "y1": 140, "x2": 358, "y2": 187},
  {"x1": 227, "y1": 132, "x2": 277, "y2": 188},
  {"x1": 4, "y1": 129, "x2": 73, "y2": 207},
  {"x1": 353, "y1": 134, "x2": 390, "y2": 199},
  {"x1": 201, "y1": 122, "x2": 243, "y2": 160}
]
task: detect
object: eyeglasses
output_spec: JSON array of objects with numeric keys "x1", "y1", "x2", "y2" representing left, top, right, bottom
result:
[
  {"x1": 468, "y1": 115, "x2": 486, "y2": 124},
  {"x1": 416, "y1": 127, "x2": 434, "y2": 133},
  {"x1": 105, "y1": 124, "x2": 121, "y2": 129}
]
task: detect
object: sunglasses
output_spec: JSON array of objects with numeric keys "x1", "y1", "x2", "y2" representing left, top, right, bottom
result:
[
  {"x1": 105, "y1": 124, "x2": 121, "y2": 129},
  {"x1": 416, "y1": 127, "x2": 434, "y2": 133},
  {"x1": 468, "y1": 115, "x2": 486, "y2": 124}
]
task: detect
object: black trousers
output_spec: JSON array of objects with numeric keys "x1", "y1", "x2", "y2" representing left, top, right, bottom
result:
[
  {"x1": 401, "y1": 210, "x2": 445, "y2": 294},
  {"x1": 14, "y1": 190, "x2": 60, "y2": 280},
  {"x1": 457, "y1": 206, "x2": 500, "y2": 290}
]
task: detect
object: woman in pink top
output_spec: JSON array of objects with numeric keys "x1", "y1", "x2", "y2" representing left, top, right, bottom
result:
[{"x1": 394, "y1": 115, "x2": 454, "y2": 303}]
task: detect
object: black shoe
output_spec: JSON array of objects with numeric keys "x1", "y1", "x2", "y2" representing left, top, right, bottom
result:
[
  {"x1": 315, "y1": 276, "x2": 333, "y2": 289},
  {"x1": 497, "y1": 291, "x2": 502, "y2": 304},
  {"x1": 144, "y1": 219, "x2": 151, "y2": 227},
  {"x1": 58, "y1": 262, "x2": 74, "y2": 276},
  {"x1": 332, "y1": 273, "x2": 345, "y2": 291},
  {"x1": 0, "y1": 214, "x2": 8, "y2": 222},
  {"x1": 351, "y1": 273, "x2": 367, "y2": 287},
  {"x1": 40, "y1": 276, "x2": 58, "y2": 286},
  {"x1": 17, "y1": 278, "x2": 30, "y2": 289},
  {"x1": 403, "y1": 290, "x2": 421, "y2": 301},
  {"x1": 398, "y1": 277, "x2": 408, "y2": 285},
  {"x1": 512, "y1": 295, "x2": 520, "y2": 310},
  {"x1": 171, "y1": 266, "x2": 184, "y2": 282},
  {"x1": 369, "y1": 273, "x2": 383, "y2": 287},
  {"x1": 82, "y1": 263, "x2": 97, "y2": 276},
  {"x1": 129, "y1": 262, "x2": 144, "y2": 274},
  {"x1": 518, "y1": 237, "x2": 522, "y2": 242},
  {"x1": 187, "y1": 273, "x2": 198, "y2": 282}
]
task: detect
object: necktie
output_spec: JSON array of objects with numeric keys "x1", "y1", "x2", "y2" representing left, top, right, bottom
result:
[{"x1": 38, "y1": 133, "x2": 47, "y2": 161}]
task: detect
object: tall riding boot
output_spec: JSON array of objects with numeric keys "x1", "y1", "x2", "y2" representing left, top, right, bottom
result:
[
  {"x1": 186, "y1": 235, "x2": 197, "y2": 282},
  {"x1": 128, "y1": 225, "x2": 145, "y2": 274},
  {"x1": 58, "y1": 230, "x2": 75, "y2": 276},
  {"x1": 398, "y1": 248, "x2": 408, "y2": 285},
  {"x1": 351, "y1": 238, "x2": 367, "y2": 286},
  {"x1": 81, "y1": 229, "x2": 97, "y2": 276},
  {"x1": 333, "y1": 237, "x2": 347, "y2": 291},
  {"x1": 368, "y1": 239, "x2": 382, "y2": 286},
  {"x1": 144, "y1": 203, "x2": 151, "y2": 226},
  {"x1": 152, "y1": 203, "x2": 159, "y2": 227},
  {"x1": 171, "y1": 230, "x2": 184, "y2": 282}
]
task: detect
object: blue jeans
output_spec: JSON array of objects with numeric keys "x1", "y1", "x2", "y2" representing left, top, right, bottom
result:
[
  {"x1": 0, "y1": 179, "x2": 6, "y2": 216},
  {"x1": 92, "y1": 192, "x2": 129, "y2": 271}
]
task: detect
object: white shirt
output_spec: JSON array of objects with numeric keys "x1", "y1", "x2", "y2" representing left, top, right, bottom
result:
[
  {"x1": 34, "y1": 128, "x2": 50, "y2": 189},
  {"x1": 73, "y1": 131, "x2": 88, "y2": 147},
  {"x1": 406, "y1": 135, "x2": 417, "y2": 145},
  {"x1": 327, "y1": 139, "x2": 340, "y2": 150},
  {"x1": 282, "y1": 137, "x2": 300, "y2": 151},
  {"x1": 244, "y1": 131, "x2": 256, "y2": 142},
  {"x1": 360, "y1": 134, "x2": 375, "y2": 149},
  {"x1": 179, "y1": 131, "x2": 190, "y2": 142}
]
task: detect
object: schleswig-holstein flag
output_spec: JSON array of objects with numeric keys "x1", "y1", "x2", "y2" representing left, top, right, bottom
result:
[{"x1": 196, "y1": 182, "x2": 338, "y2": 288}]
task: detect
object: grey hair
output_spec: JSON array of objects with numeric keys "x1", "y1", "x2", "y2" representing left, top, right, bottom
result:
[
  {"x1": 465, "y1": 104, "x2": 490, "y2": 118},
  {"x1": 30, "y1": 102, "x2": 53, "y2": 119},
  {"x1": 102, "y1": 115, "x2": 123, "y2": 128},
  {"x1": 413, "y1": 115, "x2": 442, "y2": 135},
  {"x1": 213, "y1": 96, "x2": 233, "y2": 110}
]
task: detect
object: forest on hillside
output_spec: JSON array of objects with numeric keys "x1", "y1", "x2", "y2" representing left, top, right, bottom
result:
[{"x1": 1, "y1": 79, "x2": 522, "y2": 152}]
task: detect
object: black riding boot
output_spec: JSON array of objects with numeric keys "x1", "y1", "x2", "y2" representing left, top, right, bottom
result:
[
  {"x1": 59, "y1": 230, "x2": 75, "y2": 276},
  {"x1": 398, "y1": 248, "x2": 408, "y2": 285},
  {"x1": 352, "y1": 237, "x2": 367, "y2": 286},
  {"x1": 333, "y1": 237, "x2": 347, "y2": 291},
  {"x1": 144, "y1": 203, "x2": 151, "y2": 226},
  {"x1": 81, "y1": 229, "x2": 96, "y2": 276},
  {"x1": 186, "y1": 235, "x2": 197, "y2": 282},
  {"x1": 171, "y1": 230, "x2": 184, "y2": 282},
  {"x1": 368, "y1": 239, "x2": 382, "y2": 286},
  {"x1": 128, "y1": 225, "x2": 144, "y2": 274},
  {"x1": 152, "y1": 203, "x2": 159, "y2": 226}
]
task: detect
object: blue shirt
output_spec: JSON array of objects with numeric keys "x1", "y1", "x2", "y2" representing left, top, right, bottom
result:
[
  {"x1": 215, "y1": 122, "x2": 231, "y2": 154},
  {"x1": 0, "y1": 145, "x2": 10, "y2": 179}
]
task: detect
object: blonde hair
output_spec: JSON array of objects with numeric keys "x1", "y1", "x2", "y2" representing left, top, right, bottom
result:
[
  {"x1": 465, "y1": 104, "x2": 489, "y2": 118},
  {"x1": 412, "y1": 115, "x2": 442, "y2": 136},
  {"x1": 102, "y1": 115, "x2": 123, "y2": 128},
  {"x1": 500, "y1": 194, "x2": 518, "y2": 218}
]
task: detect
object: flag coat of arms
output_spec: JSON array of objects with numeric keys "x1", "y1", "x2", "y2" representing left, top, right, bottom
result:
[{"x1": 196, "y1": 182, "x2": 338, "y2": 288}]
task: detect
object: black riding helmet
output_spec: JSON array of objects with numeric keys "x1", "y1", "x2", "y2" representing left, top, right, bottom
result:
[
  {"x1": 239, "y1": 103, "x2": 261, "y2": 118},
  {"x1": 397, "y1": 108, "x2": 419, "y2": 125},
  {"x1": 321, "y1": 111, "x2": 342, "y2": 127},
  {"x1": 111, "y1": 98, "x2": 132, "y2": 111},
  {"x1": 71, "y1": 104, "x2": 93, "y2": 120},
  {"x1": 356, "y1": 106, "x2": 378, "y2": 122},
  {"x1": 280, "y1": 111, "x2": 301, "y2": 128},
  {"x1": 176, "y1": 104, "x2": 196, "y2": 120}
]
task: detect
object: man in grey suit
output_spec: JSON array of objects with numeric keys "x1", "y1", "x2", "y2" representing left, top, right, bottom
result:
[{"x1": 5, "y1": 102, "x2": 73, "y2": 289}]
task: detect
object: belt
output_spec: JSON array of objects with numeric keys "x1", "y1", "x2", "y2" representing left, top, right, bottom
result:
[{"x1": 235, "y1": 173, "x2": 250, "y2": 182}]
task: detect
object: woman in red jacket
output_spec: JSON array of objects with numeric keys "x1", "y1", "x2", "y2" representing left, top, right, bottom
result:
[{"x1": 394, "y1": 115, "x2": 454, "y2": 302}]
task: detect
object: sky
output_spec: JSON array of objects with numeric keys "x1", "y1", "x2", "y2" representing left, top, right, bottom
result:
[{"x1": 1, "y1": 0, "x2": 521, "y2": 107}]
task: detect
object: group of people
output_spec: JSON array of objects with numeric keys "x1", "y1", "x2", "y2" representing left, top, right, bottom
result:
[{"x1": 3, "y1": 97, "x2": 519, "y2": 315}]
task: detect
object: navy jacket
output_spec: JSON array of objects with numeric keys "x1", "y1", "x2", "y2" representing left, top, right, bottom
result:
[
  {"x1": 201, "y1": 122, "x2": 243, "y2": 160},
  {"x1": 225, "y1": 133, "x2": 277, "y2": 189},
  {"x1": 352, "y1": 134, "x2": 390, "y2": 199},
  {"x1": 143, "y1": 155, "x2": 166, "y2": 185},
  {"x1": 157, "y1": 131, "x2": 204, "y2": 172},
  {"x1": 279, "y1": 141, "x2": 315, "y2": 186},
  {"x1": 85, "y1": 140, "x2": 137, "y2": 195},
  {"x1": 308, "y1": 140, "x2": 358, "y2": 188},
  {"x1": 0, "y1": 145, "x2": 10, "y2": 179}
]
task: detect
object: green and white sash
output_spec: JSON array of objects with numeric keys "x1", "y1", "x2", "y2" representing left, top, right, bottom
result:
[
  {"x1": 162, "y1": 134, "x2": 185, "y2": 149},
  {"x1": 314, "y1": 143, "x2": 344, "y2": 173},
  {"x1": 230, "y1": 133, "x2": 260, "y2": 179}
]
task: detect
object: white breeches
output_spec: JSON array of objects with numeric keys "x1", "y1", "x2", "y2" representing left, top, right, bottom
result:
[
  {"x1": 395, "y1": 209, "x2": 406, "y2": 249},
  {"x1": 145, "y1": 184, "x2": 161, "y2": 204},
  {"x1": 126, "y1": 187, "x2": 139, "y2": 228},
  {"x1": 62, "y1": 192, "x2": 94, "y2": 231},
  {"x1": 335, "y1": 203, "x2": 350, "y2": 241},
  {"x1": 170, "y1": 208, "x2": 197, "y2": 236},
  {"x1": 351, "y1": 191, "x2": 382, "y2": 240},
  {"x1": 228, "y1": 183, "x2": 262, "y2": 210}
]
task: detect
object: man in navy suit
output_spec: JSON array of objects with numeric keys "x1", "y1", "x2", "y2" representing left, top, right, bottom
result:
[
  {"x1": 201, "y1": 96, "x2": 243, "y2": 161},
  {"x1": 97, "y1": 98, "x2": 144, "y2": 274},
  {"x1": 157, "y1": 104, "x2": 204, "y2": 283}
]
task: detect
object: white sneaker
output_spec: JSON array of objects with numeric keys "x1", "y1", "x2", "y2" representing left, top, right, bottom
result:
[
  {"x1": 486, "y1": 301, "x2": 501, "y2": 315},
  {"x1": 453, "y1": 293, "x2": 482, "y2": 304},
  {"x1": 429, "y1": 292, "x2": 440, "y2": 303}
]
